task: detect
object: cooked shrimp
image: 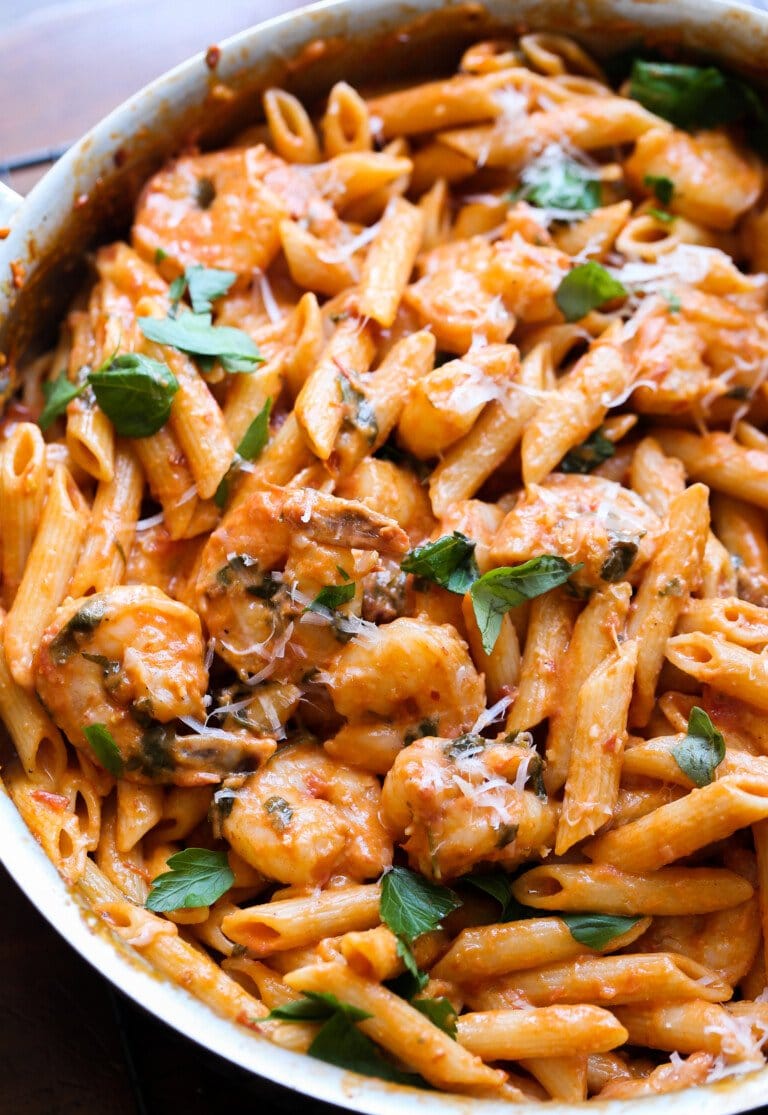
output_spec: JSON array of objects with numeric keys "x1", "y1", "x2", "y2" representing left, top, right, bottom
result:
[
  {"x1": 196, "y1": 486, "x2": 409, "y2": 680},
  {"x1": 625, "y1": 127, "x2": 762, "y2": 231},
  {"x1": 491, "y1": 474, "x2": 662, "y2": 590},
  {"x1": 327, "y1": 615, "x2": 485, "y2": 738},
  {"x1": 381, "y1": 734, "x2": 557, "y2": 879},
  {"x1": 334, "y1": 457, "x2": 434, "y2": 541},
  {"x1": 221, "y1": 742, "x2": 391, "y2": 887},
  {"x1": 439, "y1": 499, "x2": 506, "y2": 573},
  {"x1": 133, "y1": 146, "x2": 300, "y2": 278}
]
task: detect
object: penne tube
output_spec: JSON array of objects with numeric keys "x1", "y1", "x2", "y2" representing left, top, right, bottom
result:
[
  {"x1": 653, "y1": 428, "x2": 768, "y2": 509},
  {"x1": 456, "y1": 1005, "x2": 628, "y2": 1059},
  {"x1": 519, "y1": 1056, "x2": 587, "y2": 1103},
  {"x1": 585, "y1": 775, "x2": 768, "y2": 872},
  {"x1": 69, "y1": 443, "x2": 143, "y2": 595},
  {"x1": 162, "y1": 347, "x2": 233, "y2": 499},
  {"x1": 294, "y1": 316, "x2": 375, "y2": 460},
  {"x1": 228, "y1": 412, "x2": 313, "y2": 511},
  {"x1": 462, "y1": 596, "x2": 521, "y2": 702},
  {"x1": 66, "y1": 394, "x2": 115, "y2": 483},
  {"x1": 222, "y1": 355, "x2": 283, "y2": 447},
  {"x1": 309, "y1": 152, "x2": 413, "y2": 210},
  {"x1": 263, "y1": 87, "x2": 320, "y2": 163},
  {"x1": 506, "y1": 588, "x2": 579, "y2": 731},
  {"x1": 627, "y1": 483, "x2": 710, "y2": 726},
  {"x1": 629, "y1": 435, "x2": 685, "y2": 517},
  {"x1": 557, "y1": 638, "x2": 638, "y2": 852},
  {"x1": 221, "y1": 884, "x2": 381, "y2": 954},
  {"x1": 613, "y1": 1001, "x2": 760, "y2": 1061},
  {"x1": 339, "y1": 924, "x2": 445, "y2": 982},
  {"x1": 432, "y1": 915, "x2": 650, "y2": 983},
  {"x1": 366, "y1": 71, "x2": 518, "y2": 138},
  {"x1": 514, "y1": 862, "x2": 754, "y2": 915},
  {"x1": 666, "y1": 631, "x2": 768, "y2": 712},
  {"x1": 678, "y1": 596, "x2": 768, "y2": 649},
  {"x1": 0, "y1": 423, "x2": 47, "y2": 608},
  {"x1": 5, "y1": 464, "x2": 88, "y2": 688},
  {"x1": 115, "y1": 781, "x2": 164, "y2": 853},
  {"x1": 467, "y1": 952, "x2": 732, "y2": 1009},
  {"x1": 357, "y1": 197, "x2": 424, "y2": 327},
  {"x1": 322, "y1": 81, "x2": 372, "y2": 156},
  {"x1": 5, "y1": 765, "x2": 89, "y2": 884},
  {"x1": 285, "y1": 961, "x2": 510, "y2": 1095},
  {"x1": 545, "y1": 583, "x2": 631, "y2": 793},
  {"x1": 711, "y1": 491, "x2": 768, "y2": 606}
]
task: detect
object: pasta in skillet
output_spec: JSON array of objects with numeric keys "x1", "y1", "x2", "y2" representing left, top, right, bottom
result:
[{"x1": 7, "y1": 32, "x2": 768, "y2": 1102}]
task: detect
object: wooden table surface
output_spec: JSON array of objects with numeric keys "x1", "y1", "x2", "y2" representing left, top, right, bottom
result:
[{"x1": 0, "y1": 10, "x2": 340, "y2": 1112}]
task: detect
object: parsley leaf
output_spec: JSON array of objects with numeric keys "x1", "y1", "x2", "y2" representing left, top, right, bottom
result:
[
  {"x1": 514, "y1": 157, "x2": 601, "y2": 213},
  {"x1": 305, "y1": 581, "x2": 356, "y2": 613},
  {"x1": 561, "y1": 913, "x2": 642, "y2": 950},
  {"x1": 672, "y1": 705, "x2": 726, "y2": 787},
  {"x1": 644, "y1": 174, "x2": 674, "y2": 206},
  {"x1": 412, "y1": 997, "x2": 457, "y2": 1038},
  {"x1": 401, "y1": 532, "x2": 479, "y2": 594},
  {"x1": 266, "y1": 991, "x2": 371, "y2": 1023},
  {"x1": 214, "y1": 397, "x2": 272, "y2": 508},
  {"x1": 138, "y1": 311, "x2": 262, "y2": 373},
  {"x1": 83, "y1": 723, "x2": 124, "y2": 778},
  {"x1": 87, "y1": 353, "x2": 179, "y2": 437},
  {"x1": 560, "y1": 428, "x2": 615, "y2": 474},
  {"x1": 39, "y1": 372, "x2": 85, "y2": 430},
  {"x1": 380, "y1": 867, "x2": 461, "y2": 981},
  {"x1": 630, "y1": 60, "x2": 753, "y2": 131},
  {"x1": 469, "y1": 556, "x2": 582, "y2": 654},
  {"x1": 181, "y1": 264, "x2": 237, "y2": 313},
  {"x1": 145, "y1": 848, "x2": 234, "y2": 912},
  {"x1": 555, "y1": 262, "x2": 627, "y2": 322}
]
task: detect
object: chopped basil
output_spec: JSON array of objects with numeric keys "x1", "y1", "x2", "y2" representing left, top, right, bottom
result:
[
  {"x1": 380, "y1": 867, "x2": 461, "y2": 983},
  {"x1": 87, "y1": 353, "x2": 180, "y2": 437},
  {"x1": 648, "y1": 207, "x2": 674, "y2": 224},
  {"x1": 154, "y1": 247, "x2": 168, "y2": 264},
  {"x1": 555, "y1": 262, "x2": 627, "y2": 322},
  {"x1": 600, "y1": 541, "x2": 638, "y2": 583},
  {"x1": 264, "y1": 795, "x2": 293, "y2": 833},
  {"x1": 672, "y1": 705, "x2": 725, "y2": 787},
  {"x1": 214, "y1": 397, "x2": 272, "y2": 508},
  {"x1": 513, "y1": 157, "x2": 601, "y2": 213},
  {"x1": 138, "y1": 311, "x2": 262, "y2": 373},
  {"x1": 339, "y1": 373, "x2": 378, "y2": 444},
  {"x1": 83, "y1": 723, "x2": 124, "y2": 777},
  {"x1": 136, "y1": 721, "x2": 175, "y2": 778},
  {"x1": 404, "y1": 717, "x2": 439, "y2": 746},
  {"x1": 81, "y1": 652, "x2": 121, "y2": 687},
  {"x1": 374, "y1": 440, "x2": 432, "y2": 481},
  {"x1": 659, "y1": 577, "x2": 683, "y2": 597},
  {"x1": 145, "y1": 847, "x2": 234, "y2": 912},
  {"x1": 304, "y1": 581, "x2": 356, "y2": 613},
  {"x1": 38, "y1": 372, "x2": 85, "y2": 430},
  {"x1": 266, "y1": 991, "x2": 371, "y2": 1023},
  {"x1": 662, "y1": 290, "x2": 682, "y2": 314},
  {"x1": 644, "y1": 174, "x2": 674, "y2": 206},
  {"x1": 49, "y1": 599, "x2": 107, "y2": 664},
  {"x1": 630, "y1": 59, "x2": 758, "y2": 133},
  {"x1": 469, "y1": 556, "x2": 583, "y2": 654},
  {"x1": 401, "y1": 532, "x2": 479, "y2": 595},
  {"x1": 561, "y1": 913, "x2": 642, "y2": 950},
  {"x1": 445, "y1": 733, "x2": 485, "y2": 761},
  {"x1": 411, "y1": 997, "x2": 457, "y2": 1038},
  {"x1": 560, "y1": 428, "x2": 615, "y2": 474}
]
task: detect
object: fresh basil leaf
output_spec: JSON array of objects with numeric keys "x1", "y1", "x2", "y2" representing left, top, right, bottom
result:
[
  {"x1": 561, "y1": 913, "x2": 642, "y2": 950},
  {"x1": 555, "y1": 262, "x2": 627, "y2": 322},
  {"x1": 644, "y1": 174, "x2": 674, "y2": 206},
  {"x1": 264, "y1": 794, "x2": 293, "y2": 833},
  {"x1": 39, "y1": 372, "x2": 85, "y2": 430},
  {"x1": 600, "y1": 541, "x2": 638, "y2": 583},
  {"x1": 168, "y1": 275, "x2": 187, "y2": 308},
  {"x1": 87, "y1": 353, "x2": 179, "y2": 437},
  {"x1": 184, "y1": 264, "x2": 237, "y2": 313},
  {"x1": 374, "y1": 440, "x2": 432, "y2": 481},
  {"x1": 560, "y1": 428, "x2": 615, "y2": 474},
  {"x1": 672, "y1": 705, "x2": 726, "y2": 787},
  {"x1": 380, "y1": 867, "x2": 461, "y2": 946},
  {"x1": 83, "y1": 723, "x2": 124, "y2": 778},
  {"x1": 214, "y1": 397, "x2": 272, "y2": 508},
  {"x1": 648, "y1": 207, "x2": 674, "y2": 224},
  {"x1": 411, "y1": 997, "x2": 457, "y2": 1038},
  {"x1": 401, "y1": 533, "x2": 479, "y2": 595},
  {"x1": 267, "y1": 991, "x2": 371, "y2": 1023},
  {"x1": 305, "y1": 581, "x2": 356, "y2": 613},
  {"x1": 308, "y1": 1010, "x2": 422, "y2": 1087},
  {"x1": 395, "y1": 938, "x2": 429, "y2": 990},
  {"x1": 514, "y1": 158, "x2": 601, "y2": 213},
  {"x1": 469, "y1": 556, "x2": 583, "y2": 654},
  {"x1": 138, "y1": 311, "x2": 262, "y2": 372},
  {"x1": 461, "y1": 871, "x2": 512, "y2": 912},
  {"x1": 145, "y1": 847, "x2": 234, "y2": 912},
  {"x1": 629, "y1": 60, "x2": 749, "y2": 131}
]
